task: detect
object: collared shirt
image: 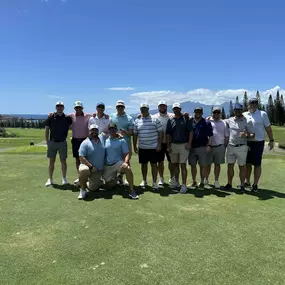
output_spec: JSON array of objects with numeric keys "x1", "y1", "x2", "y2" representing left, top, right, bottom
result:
[
  {"x1": 191, "y1": 118, "x2": 213, "y2": 148},
  {"x1": 134, "y1": 115, "x2": 163, "y2": 149},
  {"x1": 225, "y1": 116, "x2": 250, "y2": 146},
  {"x1": 104, "y1": 137, "x2": 129, "y2": 165},
  {"x1": 45, "y1": 113, "x2": 72, "y2": 141},
  {"x1": 78, "y1": 136, "x2": 105, "y2": 171},
  {"x1": 88, "y1": 114, "x2": 110, "y2": 134},
  {"x1": 166, "y1": 115, "x2": 193, "y2": 144},
  {"x1": 152, "y1": 112, "x2": 174, "y2": 143},
  {"x1": 208, "y1": 118, "x2": 229, "y2": 146},
  {"x1": 109, "y1": 112, "x2": 134, "y2": 142},
  {"x1": 68, "y1": 112, "x2": 91, "y2": 139},
  {"x1": 243, "y1": 110, "x2": 270, "y2": 141}
]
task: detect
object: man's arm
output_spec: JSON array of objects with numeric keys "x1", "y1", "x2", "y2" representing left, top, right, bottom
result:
[
  {"x1": 45, "y1": 126, "x2": 50, "y2": 144},
  {"x1": 79, "y1": 156, "x2": 93, "y2": 168},
  {"x1": 206, "y1": 122, "x2": 213, "y2": 152},
  {"x1": 265, "y1": 126, "x2": 274, "y2": 150}
]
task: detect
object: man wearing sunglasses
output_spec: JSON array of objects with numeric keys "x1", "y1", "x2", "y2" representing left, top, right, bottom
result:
[
  {"x1": 88, "y1": 102, "x2": 110, "y2": 134},
  {"x1": 204, "y1": 107, "x2": 229, "y2": 189},
  {"x1": 110, "y1": 100, "x2": 135, "y2": 186}
]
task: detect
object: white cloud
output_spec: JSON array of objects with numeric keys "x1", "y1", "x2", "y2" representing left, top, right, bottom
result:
[
  {"x1": 107, "y1": 87, "x2": 134, "y2": 91},
  {"x1": 48, "y1": 95, "x2": 64, "y2": 99},
  {"x1": 129, "y1": 86, "x2": 284, "y2": 111},
  {"x1": 105, "y1": 105, "x2": 113, "y2": 109},
  {"x1": 60, "y1": 0, "x2": 67, "y2": 3},
  {"x1": 41, "y1": 0, "x2": 48, "y2": 3}
]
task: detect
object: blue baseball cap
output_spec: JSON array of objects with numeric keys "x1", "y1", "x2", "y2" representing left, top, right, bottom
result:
[
  {"x1": 96, "y1": 102, "x2": 105, "y2": 108},
  {"x1": 234, "y1": 103, "x2": 243, "y2": 110}
]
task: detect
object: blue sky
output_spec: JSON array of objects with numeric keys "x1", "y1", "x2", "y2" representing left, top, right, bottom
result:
[{"x1": 0, "y1": 0, "x2": 284, "y2": 114}]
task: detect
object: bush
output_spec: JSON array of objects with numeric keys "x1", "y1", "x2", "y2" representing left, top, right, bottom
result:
[{"x1": 0, "y1": 127, "x2": 17, "y2": 138}]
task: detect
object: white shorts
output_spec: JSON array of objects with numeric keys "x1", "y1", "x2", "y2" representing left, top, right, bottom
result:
[
  {"x1": 226, "y1": 145, "x2": 248, "y2": 166},
  {"x1": 103, "y1": 161, "x2": 125, "y2": 183}
]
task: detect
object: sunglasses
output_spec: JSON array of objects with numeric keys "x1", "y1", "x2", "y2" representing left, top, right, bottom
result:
[
  {"x1": 97, "y1": 105, "x2": 105, "y2": 109},
  {"x1": 213, "y1": 111, "x2": 220, "y2": 114},
  {"x1": 116, "y1": 106, "x2": 125, "y2": 108}
]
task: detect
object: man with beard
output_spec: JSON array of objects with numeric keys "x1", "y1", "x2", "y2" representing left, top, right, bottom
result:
[
  {"x1": 166, "y1": 103, "x2": 193, "y2": 193},
  {"x1": 77, "y1": 124, "x2": 106, "y2": 200},
  {"x1": 243, "y1": 98, "x2": 274, "y2": 193}
]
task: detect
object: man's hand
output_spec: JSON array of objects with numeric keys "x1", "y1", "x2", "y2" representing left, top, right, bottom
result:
[
  {"x1": 120, "y1": 129, "x2": 127, "y2": 136},
  {"x1": 205, "y1": 145, "x2": 212, "y2": 153},
  {"x1": 185, "y1": 142, "x2": 191, "y2": 150},
  {"x1": 156, "y1": 144, "x2": 162, "y2": 152},
  {"x1": 121, "y1": 162, "x2": 128, "y2": 168},
  {"x1": 239, "y1": 131, "x2": 247, "y2": 138},
  {"x1": 134, "y1": 146, "x2": 139, "y2": 154},
  {"x1": 268, "y1": 141, "x2": 274, "y2": 151},
  {"x1": 137, "y1": 114, "x2": 142, "y2": 119}
]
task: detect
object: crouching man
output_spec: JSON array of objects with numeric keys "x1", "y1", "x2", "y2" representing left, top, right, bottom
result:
[
  {"x1": 103, "y1": 123, "x2": 139, "y2": 199},
  {"x1": 78, "y1": 124, "x2": 105, "y2": 200}
]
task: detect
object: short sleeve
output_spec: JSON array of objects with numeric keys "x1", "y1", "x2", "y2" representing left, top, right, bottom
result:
[
  {"x1": 224, "y1": 121, "x2": 230, "y2": 137},
  {"x1": 128, "y1": 117, "x2": 134, "y2": 130},
  {"x1": 88, "y1": 117, "x2": 94, "y2": 128},
  {"x1": 262, "y1": 111, "x2": 271, "y2": 128},
  {"x1": 68, "y1": 116, "x2": 73, "y2": 125},
  {"x1": 207, "y1": 121, "x2": 213, "y2": 137},
  {"x1": 156, "y1": 119, "x2": 163, "y2": 133},
  {"x1": 187, "y1": 118, "x2": 193, "y2": 132},
  {"x1": 166, "y1": 119, "x2": 172, "y2": 135},
  {"x1": 79, "y1": 140, "x2": 87, "y2": 157},
  {"x1": 45, "y1": 116, "x2": 52, "y2": 128},
  {"x1": 121, "y1": 139, "x2": 129, "y2": 154},
  {"x1": 133, "y1": 119, "x2": 138, "y2": 135}
]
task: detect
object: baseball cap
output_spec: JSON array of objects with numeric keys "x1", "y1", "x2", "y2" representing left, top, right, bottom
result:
[
  {"x1": 249, "y1": 98, "x2": 258, "y2": 104},
  {"x1": 158, "y1": 100, "x2": 167, "y2": 107},
  {"x1": 96, "y1": 102, "x2": 105, "y2": 108},
  {"x1": 194, "y1": 106, "x2": 203, "y2": 112},
  {"x1": 116, "y1": 100, "x2": 125, "y2": 107},
  {"x1": 108, "y1": 123, "x2": 117, "y2": 129},
  {"x1": 234, "y1": 103, "x2": 243, "y2": 110},
  {"x1": 140, "y1": 103, "x2": 149, "y2": 108},
  {"x1": 89, "y1": 124, "x2": 99, "y2": 130},
  {"x1": 74, "y1": 101, "x2": 83, "y2": 108},
  {"x1": 56, "y1": 101, "x2": 64, "y2": 106},
  {"x1": 213, "y1": 106, "x2": 221, "y2": 112},
  {"x1": 172, "y1": 102, "x2": 181, "y2": 109}
]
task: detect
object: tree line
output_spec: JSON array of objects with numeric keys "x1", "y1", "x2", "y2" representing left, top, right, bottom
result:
[{"x1": 0, "y1": 117, "x2": 46, "y2": 129}]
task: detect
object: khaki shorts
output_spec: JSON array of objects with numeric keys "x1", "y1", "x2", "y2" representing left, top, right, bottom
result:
[
  {"x1": 188, "y1": 147, "x2": 209, "y2": 167},
  {"x1": 47, "y1": 140, "x2": 67, "y2": 160},
  {"x1": 78, "y1": 164, "x2": 102, "y2": 191},
  {"x1": 226, "y1": 145, "x2": 248, "y2": 166},
  {"x1": 207, "y1": 145, "x2": 226, "y2": 165},
  {"x1": 103, "y1": 161, "x2": 126, "y2": 183},
  {"x1": 169, "y1": 143, "x2": 189, "y2": 164}
]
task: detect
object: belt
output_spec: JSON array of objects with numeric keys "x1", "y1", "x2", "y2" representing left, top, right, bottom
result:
[
  {"x1": 231, "y1": 144, "x2": 246, "y2": 147},
  {"x1": 51, "y1": 139, "x2": 66, "y2": 142},
  {"x1": 106, "y1": 162, "x2": 117, "y2": 166},
  {"x1": 212, "y1": 144, "x2": 222, "y2": 148}
]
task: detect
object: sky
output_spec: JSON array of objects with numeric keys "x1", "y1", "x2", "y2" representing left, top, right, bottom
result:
[{"x1": 0, "y1": 0, "x2": 284, "y2": 114}]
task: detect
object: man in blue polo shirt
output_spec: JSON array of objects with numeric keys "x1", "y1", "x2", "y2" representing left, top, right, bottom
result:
[
  {"x1": 78, "y1": 124, "x2": 105, "y2": 200},
  {"x1": 102, "y1": 123, "x2": 139, "y2": 199},
  {"x1": 188, "y1": 107, "x2": 213, "y2": 189}
]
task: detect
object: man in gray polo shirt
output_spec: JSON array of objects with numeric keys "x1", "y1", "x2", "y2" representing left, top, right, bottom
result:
[{"x1": 224, "y1": 103, "x2": 255, "y2": 193}]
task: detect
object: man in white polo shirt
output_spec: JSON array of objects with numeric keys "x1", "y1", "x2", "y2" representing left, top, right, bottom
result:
[
  {"x1": 88, "y1": 102, "x2": 110, "y2": 134},
  {"x1": 133, "y1": 103, "x2": 163, "y2": 191},
  {"x1": 243, "y1": 97, "x2": 274, "y2": 193}
]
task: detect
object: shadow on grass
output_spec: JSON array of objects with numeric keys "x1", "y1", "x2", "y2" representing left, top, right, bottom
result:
[
  {"x1": 246, "y1": 188, "x2": 285, "y2": 201},
  {"x1": 52, "y1": 184, "x2": 79, "y2": 192}
]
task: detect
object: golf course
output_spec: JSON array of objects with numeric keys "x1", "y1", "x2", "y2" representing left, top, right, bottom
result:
[{"x1": 1, "y1": 127, "x2": 285, "y2": 285}]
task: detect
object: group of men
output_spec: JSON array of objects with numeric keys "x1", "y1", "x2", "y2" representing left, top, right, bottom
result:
[{"x1": 44, "y1": 97, "x2": 274, "y2": 200}]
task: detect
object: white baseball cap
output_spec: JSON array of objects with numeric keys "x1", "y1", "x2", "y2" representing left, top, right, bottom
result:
[
  {"x1": 158, "y1": 100, "x2": 167, "y2": 107},
  {"x1": 116, "y1": 100, "x2": 125, "y2": 107},
  {"x1": 89, "y1": 124, "x2": 99, "y2": 130},
  {"x1": 140, "y1": 103, "x2": 149, "y2": 108},
  {"x1": 56, "y1": 101, "x2": 64, "y2": 106},
  {"x1": 74, "y1": 101, "x2": 83, "y2": 108},
  {"x1": 172, "y1": 102, "x2": 181, "y2": 109}
]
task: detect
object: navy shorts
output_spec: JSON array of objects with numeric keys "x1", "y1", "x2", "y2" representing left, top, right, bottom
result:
[
  {"x1": 246, "y1": 141, "x2": 265, "y2": 166},
  {"x1": 138, "y1": 148, "x2": 158, "y2": 164},
  {"x1": 157, "y1": 143, "x2": 171, "y2": 163},
  {"x1": 71, "y1": 138, "x2": 86, "y2": 158}
]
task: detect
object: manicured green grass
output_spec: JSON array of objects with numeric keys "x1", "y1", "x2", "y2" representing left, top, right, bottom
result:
[
  {"x1": 1, "y1": 152, "x2": 285, "y2": 285},
  {"x1": 266, "y1": 126, "x2": 285, "y2": 143}
]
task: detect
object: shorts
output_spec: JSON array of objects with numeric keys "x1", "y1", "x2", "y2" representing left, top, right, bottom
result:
[
  {"x1": 188, "y1": 147, "x2": 209, "y2": 167},
  {"x1": 47, "y1": 140, "x2": 67, "y2": 160},
  {"x1": 226, "y1": 144, "x2": 248, "y2": 166},
  {"x1": 169, "y1": 143, "x2": 189, "y2": 164},
  {"x1": 138, "y1": 148, "x2": 158, "y2": 164},
  {"x1": 157, "y1": 143, "x2": 171, "y2": 163},
  {"x1": 78, "y1": 164, "x2": 102, "y2": 191},
  {"x1": 103, "y1": 161, "x2": 126, "y2": 183},
  {"x1": 71, "y1": 138, "x2": 86, "y2": 158},
  {"x1": 207, "y1": 145, "x2": 226, "y2": 165},
  {"x1": 246, "y1": 141, "x2": 265, "y2": 166}
]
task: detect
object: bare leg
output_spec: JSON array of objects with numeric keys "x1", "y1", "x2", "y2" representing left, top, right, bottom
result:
[
  {"x1": 150, "y1": 163, "x2": 158, "y2": 183},
  {"x1": 141, "y1": 163, "x2": 148, "y2": 181},
  {"x1": 49, "y1": 158, "x2": 56, "y2": 180},
  {"x1": 180, "y1": 163, "x2": 187, "y2": 185},
  {"x1": 205, "y1": 165, "x2": 211, "y2": 181},
  {"x1": 124, "y1": 167, "x2": 134, "y2": 193},
  {"x1": 158, "y1": 161, "x2": 164, "y2": 178},
  {"x1": 60, "y1": 159, "x2": 67, "y2": 179},
  {"x1": 191, "y1": 165, "x2": 197, "y2": 183},
  {"x1": 227, "y1": 163, "x2": 234, "y2": 185},
  {"x1": 245, "y1": 163, "x2": 252, "y2": 184},
  {"x1": 239, "y1": 165, "x2": 246, "y2": 186},
  {"x1": 75, "y1": 157, "x2": 80, "y2": 171},
  {"x1": 214, "y1": 164, "x2": 221, "y2": 181},
  {"x1": 253, "y1": 165, "x2": 261, "y2": 185}
]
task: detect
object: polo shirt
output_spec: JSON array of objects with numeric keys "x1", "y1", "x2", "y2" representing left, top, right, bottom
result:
[
  {"x1": 78, "y1": 136, "x2": 105, "y2": 171},
  {"x1": 152, "y1": 112, "x2": 174, "y2": 143},
  {"x1": 68, "y1": 112, "x2": 91, "y2": 139},
  {"x1": 243, "y1": 110, "x2": 270, "y2": 141},
  {"x1": 191, "y1": 118, "x2": 213, "y2": 148},
  {"x1": 134, "y1": 115, "x2": 163, "y2": 149},
  {"x1": 105, "y1": 137, "x2": 129, "y2": 165},
  {"x1": 88, "y1": 115, "x2": 110, "y2": 134},
  {"x1": 225, "y1": 116, "x2": 249, "y2": 146},
  {"x1": 45, "y1": 113, "x2": 72, "y2": 141},
  {"x1": 166, "y1": 116, "x2": 193, "y2": 144},
  {"x1": 110, "y1": 112, "x2": 134, "y2": 143},
  {"x1": 208, "y1": 118, "x2": 229, "y2": 146}
]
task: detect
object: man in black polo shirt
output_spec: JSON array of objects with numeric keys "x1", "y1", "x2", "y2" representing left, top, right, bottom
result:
[
  {"x1": 188, "y1": 107, "x2": 213, "y2": 189},
  {"x1": 45, "y1": 102, "x2": 72, "y2": 187}
]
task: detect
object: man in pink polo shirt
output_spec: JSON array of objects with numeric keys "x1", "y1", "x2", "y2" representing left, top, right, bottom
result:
[{"x1": 68, "y1": 101, "x2": 92, "y2": 185}]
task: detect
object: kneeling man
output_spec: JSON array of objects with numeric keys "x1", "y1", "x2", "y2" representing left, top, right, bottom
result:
[{"x1": 103, "y1": 123, "x2": 139, "y2": 199}]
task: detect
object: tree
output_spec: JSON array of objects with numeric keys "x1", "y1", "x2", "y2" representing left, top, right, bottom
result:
[
  {"x1": 229, "y1": 100, "x2": 234, "y2": 117},
  {"x1": 267, "y1": 95, "x2": 275, "y2": 124},
  {"x1": 243, "y1": 91, "x2": 248, "y2": 112},
  {"x1": 275, "y1": 90, "x2": 285, "y2": 126},
  {"x1": 235, "y1": 96, "x2": 239, "y2": 104},
  {"x1": 210, "y1": 106, "x2": 213, "y2": 114},
  {"x1": 221, "y1": 107, "x2": 226, "y2": 119},
  {"x1": 256, "y1": 91, "x2": 262, "y2": 110}
]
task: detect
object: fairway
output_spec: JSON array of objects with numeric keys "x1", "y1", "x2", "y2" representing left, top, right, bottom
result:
[{"x1": 1, "y1": 129, "x2": 285, "y2": 285}]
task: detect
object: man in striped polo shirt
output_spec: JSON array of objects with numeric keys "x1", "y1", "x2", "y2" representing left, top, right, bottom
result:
[{"x1": 133, "y1": 103, "x2": 163, "y2": 191}]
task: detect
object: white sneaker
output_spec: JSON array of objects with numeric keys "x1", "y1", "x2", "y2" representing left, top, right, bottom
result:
[
  {"x1": 204, "y1": 182, "x2": 212, "y2": 189},
  {"x1": 78, "y1": 189, "x2": 87, "y2": 200},
  {"x1": 139, "y1": 180, "x2": 147, "y2": 187},
  {"x1": 153, "y1": 182, "x2": 159, "y2": 192},
  {"x1": 62, "y1": 178, "x2": 69, "y2": 185},
  {"x1": 180, "y1": 184, "x2": 188, "y2": 194},
  {"x1": 73, "y1": 178, "x2": 80, "y2": 186},
  {"x1": 214, "y1": 181, "x2": 220, "y2": 189},
  {"x1": 204, "y1": 179, "x2": 209, "y2": 184},
  {"x1": 45, "y1": 178, "x2": 54, "y2": 187},
  {"x1": 158, "y1": 177, "x2": 165, "y2": 186}
]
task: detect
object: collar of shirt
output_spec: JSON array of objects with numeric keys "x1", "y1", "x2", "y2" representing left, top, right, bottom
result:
[
  {"x1": 117, "y1": 112, "x2": 127, "y2": 117},
  {"x1": 55, "y1": 112, "x2": 65, "y2": 117},
  {"x1": 142, "y1": 114, "x2": 151, "y2": 119}
]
